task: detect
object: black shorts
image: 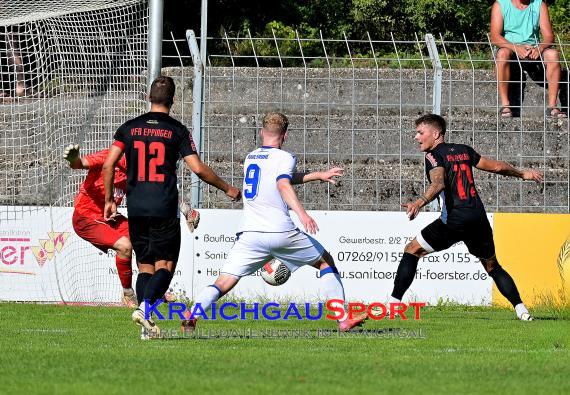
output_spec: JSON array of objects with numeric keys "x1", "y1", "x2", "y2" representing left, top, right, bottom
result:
[
  {"x1": 418, "y1": 217, "x2": 495, "y2": 259},
  {"x1": 505, "y1": 59, "x2": 569, "y2": 115},
  {"x1": 128, "y1": 216, "x2": 181, "y2": 264}
]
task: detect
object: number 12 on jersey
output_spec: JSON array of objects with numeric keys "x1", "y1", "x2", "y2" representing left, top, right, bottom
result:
[
  {"x1": 244, "y1": 164, "x2": 260, "y2": 200},
  {"x1": 133, "y1": 141, "x2": 165, "y2": 182}
]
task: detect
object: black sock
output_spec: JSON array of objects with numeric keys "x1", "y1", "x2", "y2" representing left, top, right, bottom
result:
[
  {"x1": 489, "y1": 265, "x2": 522, "y2": 307},
  {"x1": 391, "y1": 252, "x2": 420, "y2": 300},
  {"x1": 136, "y1": 272, "x2": 152, "y2": 305},
  {"x1": 143, "y1": 268, "x2": 173, "y2": 305}
]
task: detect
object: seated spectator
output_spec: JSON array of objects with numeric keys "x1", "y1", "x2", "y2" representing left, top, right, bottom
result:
[{"x1": 490, "y1": 0, "x2": 567, "y2": 118}]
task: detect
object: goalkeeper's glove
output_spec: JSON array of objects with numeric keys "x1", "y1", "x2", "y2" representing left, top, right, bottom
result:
[
  {"x1": 63, "y1": 144, "x2": 80, "y2": 164},
  {"x1": 180, "y1": 202, "x2": 200, "y2": 232}
]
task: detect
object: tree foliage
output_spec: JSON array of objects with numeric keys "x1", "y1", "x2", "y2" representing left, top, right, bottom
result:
[
  {"x1": 162, "y1": 0, "x2": 569, "y2": 64},
  {"x1": 164, "y1": 0, "x2": 568, "y2": 40},
  {"x1": 164, "y1": 0, "x2": 568, "y2": 39},
  {"x1": 547, "y1": 0, "x2": 570, "y2": 37}
]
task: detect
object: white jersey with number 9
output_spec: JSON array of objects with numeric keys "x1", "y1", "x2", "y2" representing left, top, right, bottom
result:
[{"x1": 238, "y1": 146, "x2": 297, "y2": 233}]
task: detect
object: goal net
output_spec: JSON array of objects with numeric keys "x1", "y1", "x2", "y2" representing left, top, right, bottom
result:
[{"x1": 0, "y1": 0, "x2": 148, "y2": 304}]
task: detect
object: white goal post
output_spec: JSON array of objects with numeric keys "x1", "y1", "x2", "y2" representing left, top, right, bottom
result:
[{"x1": 0, "y1": 0, "x2": 159, "y2": 304}]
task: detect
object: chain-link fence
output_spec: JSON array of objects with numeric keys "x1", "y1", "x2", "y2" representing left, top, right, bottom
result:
[{"x1": 163, "y1": 32, "x2": 569, "y2": 213}]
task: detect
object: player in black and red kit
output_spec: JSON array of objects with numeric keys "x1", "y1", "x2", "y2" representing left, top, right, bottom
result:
[
  {"x1": 102, "y1": 76, "x2": 241, "y2": 337},
  {"x1": 388, "y1": 114, "x2": 543, "y2": 321}
]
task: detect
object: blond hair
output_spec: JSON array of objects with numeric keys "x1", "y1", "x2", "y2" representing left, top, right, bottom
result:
[{"x1": 262, "y1": 112, "x2": 289, "y2": 134}]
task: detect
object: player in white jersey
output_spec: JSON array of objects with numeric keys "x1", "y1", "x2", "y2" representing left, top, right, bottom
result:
[
  {"x1": 240, "y1": 147, "x2": 298, "y2": 233},
  {"x1": 183, "y1": 112, "x2": 367, "y2": 332}
]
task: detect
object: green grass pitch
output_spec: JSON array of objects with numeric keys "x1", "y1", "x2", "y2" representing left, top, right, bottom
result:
[{"x1": 1, "y1": 303, "x2": 568, "y2": 394}]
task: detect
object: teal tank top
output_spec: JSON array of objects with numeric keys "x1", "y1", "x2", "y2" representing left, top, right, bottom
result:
[{"x1": 498, "y1": 0, "x2": 542, "y2": 45}]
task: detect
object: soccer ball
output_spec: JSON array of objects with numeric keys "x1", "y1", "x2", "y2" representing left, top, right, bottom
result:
[{"x1": 260, "y1": 258, "x2": 291, "y2": 286}]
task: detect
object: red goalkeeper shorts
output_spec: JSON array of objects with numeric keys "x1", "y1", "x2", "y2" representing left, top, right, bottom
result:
[{"x1": 72, "y1": 210, "x2": 130, "y2": 252}]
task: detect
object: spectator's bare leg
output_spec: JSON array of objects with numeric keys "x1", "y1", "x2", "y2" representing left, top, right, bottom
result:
[
  {"x1": 7, "y1": 33, "x2": 25, "y2": 97},
  {"x1": 495, "y1": 48, "x2": 514, "y2": 108},
  {"x1": 543, "y1": 48, "x2": 561, "y2": 109}
]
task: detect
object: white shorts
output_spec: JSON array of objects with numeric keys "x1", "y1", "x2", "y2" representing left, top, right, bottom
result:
[{"x1": 220, "y1": 229, "x2": 325, "y2": 277}]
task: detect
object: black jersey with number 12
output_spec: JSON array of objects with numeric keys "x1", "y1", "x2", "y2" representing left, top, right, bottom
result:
[
  {"x1": 424, "y1": 143, "x2": 486, "y2": 226},
  {"x1": 113, "y1": 112, "x2": 197, "y2": 217}
]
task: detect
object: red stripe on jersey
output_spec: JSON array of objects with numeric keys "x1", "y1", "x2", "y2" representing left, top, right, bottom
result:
[
  {"x1": 113, "y1": 140, "x2": 125, "y2": 150},
  {"x1": 426, "y1": 153, "x2": 438, "y2": 167}
]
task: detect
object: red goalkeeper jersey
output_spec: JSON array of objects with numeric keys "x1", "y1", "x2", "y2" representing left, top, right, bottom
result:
[{"x1": 73, "y1": 149, "x2": 127, "y2": 220}]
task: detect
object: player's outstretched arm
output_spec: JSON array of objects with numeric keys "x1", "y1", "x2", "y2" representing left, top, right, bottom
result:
[
  {"x1": 476, "y1": 157, "x2": 544, "y2": 184},
  {"x1": 63, "y1": 144, "x2": 89, "y2": 169},
  {"x1": 291, "y1": 167, "x2": 343, "y2": 185},
  {"x1": 102, "y1": 145, "x2": 123, "y2": 220},
  {"x1": 277, "y1": 178, "x2": 318, "y2": 234},
  {"x1": 402, "y1": 167, "x2": 445, "y2": 221},
  {"x1": 183, "y1": 154, "x2": 241, "y2": 201}
]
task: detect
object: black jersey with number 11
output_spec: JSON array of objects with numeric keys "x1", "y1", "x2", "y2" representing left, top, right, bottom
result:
[
  {"x1": 113, "y1": 112, "x2": 197, "y2": 217},
  {"x1": 424, "y1": 143, "x2": 486, "y2": 226}
]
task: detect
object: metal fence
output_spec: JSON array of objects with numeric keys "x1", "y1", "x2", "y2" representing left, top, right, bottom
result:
[{"x1": 162, "y1": 32, "x2": 569, "y2": 214}]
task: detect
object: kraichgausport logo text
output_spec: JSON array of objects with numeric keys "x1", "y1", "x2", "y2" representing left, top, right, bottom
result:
[{"x1": 144, "y1": 300, "x2": 426, "y2": 321}]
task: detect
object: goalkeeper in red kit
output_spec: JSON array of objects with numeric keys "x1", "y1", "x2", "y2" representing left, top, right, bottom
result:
[
  {"x1": 64, "y1": 144, "x2": 137, "y2": 307},
  {"x1": 64, "y1": 145, "x2": 197, "y2": 306}
]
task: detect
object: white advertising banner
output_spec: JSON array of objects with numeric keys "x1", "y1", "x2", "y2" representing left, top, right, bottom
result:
[
  {"x1": 186, "y1": 210, "x2": 493, "y2": 305},
  {"x1": 0, "y1": 207, "x2": 194, "y2": 304},
  {"x1": 0, "y1": 207, "x2": 74, "y2": 302},
  {"x1": 0, "y1": 207, "x2": 492, "y2": 305}
]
